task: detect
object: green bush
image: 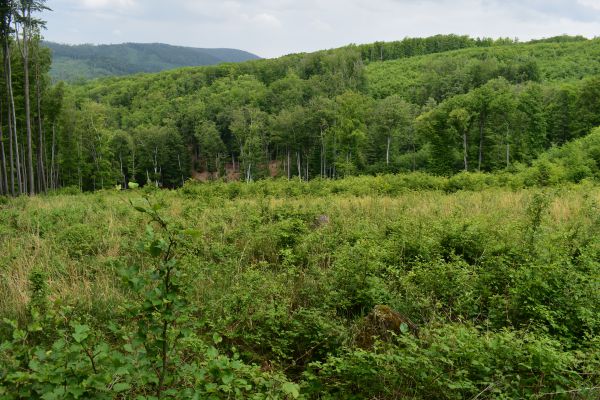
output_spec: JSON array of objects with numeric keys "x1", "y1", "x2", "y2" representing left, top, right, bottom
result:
[{"x1": 305, "y1": 325, "x2": 584, "y2": 399}]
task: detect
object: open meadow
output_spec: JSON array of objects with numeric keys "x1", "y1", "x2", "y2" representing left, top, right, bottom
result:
[{"x1": 1, "y1": 176, "x2": 599, "y2": 398}]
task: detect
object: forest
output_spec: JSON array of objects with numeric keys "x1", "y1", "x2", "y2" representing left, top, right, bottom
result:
[
  {"x1": 44, "y1": 42, "x2": 261, "y2": 82},
  {"x1": 1, "y1": 1, "x2": 600, "y2": 399},
  {"x1": 2, "y1": 25, "x2": 600, "y2": 194},
  {"x1": 6, "y1": 33, "x2": 600, "y2": 194}
]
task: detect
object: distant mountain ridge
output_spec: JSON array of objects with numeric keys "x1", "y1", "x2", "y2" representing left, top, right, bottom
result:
[{"x1": 43, "y1": 41, "x2": 261, "y2": 82}]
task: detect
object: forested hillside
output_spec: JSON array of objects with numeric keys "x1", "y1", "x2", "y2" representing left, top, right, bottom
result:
[
  {"x1": 38, "y1": 35, "x2": 600, "y2": 192},
  {"x1": 44, "y1": 41, "x2": 261, "y2": 82},
  {"x1": 2, "y1": 33, "x2": 600, "y2": 196}
]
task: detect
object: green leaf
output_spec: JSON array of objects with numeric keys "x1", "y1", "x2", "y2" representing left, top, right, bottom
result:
[
  {"x1": 181, "y1": 229, "x2": 201, "y2": 238},
  {"x1": 282, "y1": 382, "x2": 300, "y2": 398},
  {"x1": 72, "y1": 324, "x2": 90, "y2": 343},
  {"x1": 400, "y1": 323, "x2": 409, "y2": 334},
  {"x1": 112, "y1": 382, "x2": 131, "y2": 392},
  {"x1": 213, "y1": 333, "x2": 223, "y2": 344}
]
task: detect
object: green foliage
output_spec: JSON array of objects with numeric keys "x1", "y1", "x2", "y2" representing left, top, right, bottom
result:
[
  {"x1": 2, "y1": 181, "x2": 600, "y2": 397},
  {"x1": 1, "y1": 196, "x2": 300, "y2": 399},
  {"x1": 304, "y1": 326, "x2": 583, "y2": 399},
  {"x1": 56, "y1": 223, "x2": 106, "y2": 258},
  {"x1": 45, "y1": 42, "x2": 261, "y2": 82},
  {"x1": 46, "y1": 36, "x2": 600, "y2": 192}
]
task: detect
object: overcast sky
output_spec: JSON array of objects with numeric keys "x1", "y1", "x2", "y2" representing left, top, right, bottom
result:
[{"x1": 44, "y1": 0, "x2": 600, "y2": 58}]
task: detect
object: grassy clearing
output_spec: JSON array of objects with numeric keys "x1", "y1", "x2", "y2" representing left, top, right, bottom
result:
[{"x1": 1, "y1": 179, "x2": 599, "y2": 398}]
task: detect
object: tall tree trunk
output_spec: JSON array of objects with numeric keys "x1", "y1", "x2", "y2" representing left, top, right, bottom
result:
[
  {"x1": 177, "y1": 153, "x2": 184, "y2": 186},
  {"x1": 10, "y1": 96, "x2": 21, "y2": 194},
  {"x1": 386, "y1": 134, "x2": 391, "y2": 166},
  {"x1": 154, "y1": 146, "x2": 158, "y2": 187},
  {"x1": 0, "y1": 100, "x2": 8, "y2": 195},
  {"x1": 5, "y1": 39, "x2": 21, "y2": 195},
  {"x1": 463, "y1": 130, "x2": 468, "y2": 172},
  {"x1": 332, "y1": 135, "x2": 337, "y2": 179},
  {"x1": 21, "y1": 141, "x2": 27, "y2": 194},
  {"x1": 478, "y1": 116, "x2": 485, "y2": 172},
  {"x1": 78, "y1": 130, "x2": 82, "y2": 191},
  {"x1": 411, "y1": 127, "x2": 416, "y2": 171},
  {"x1": 287, "y1": 148, "x2": 290, "y2": 180},
  {"x1": 50, "y1": 122, "x2": 55, "y2": 190},
  {"x1": 131, "y1": 146, "x2": 136, "y2": 183},
  {"x1": 119, "y1": 153, "x2": 125, "y2": 188},
  {"x1": 505, "y1": 122, "x2": 510, "y2": 168},
  {"x1": 305, "y1": 151, "x2": 309, "y2": 180},
  {"x1": 21, "y1": 8, "x2": 35, "y2": 195},
  {"x1": 320, "y1": 129, "x2": 326, "y2": 178},
  {"x1": 6, "y1": 99, "x2": 13, "y2": 195},
  {"x1": 0, "y1": 135, "x2": 6, "y2": 195},
  {"x1": 35, "y1": 57, "x2": 46, "y2": 193}
]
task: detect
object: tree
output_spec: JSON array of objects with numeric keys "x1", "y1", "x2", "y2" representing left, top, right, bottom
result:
[
  {"x1": 448, "y1": 107, "x2": 473, "y2": 171},
  {"x1": 330, "y1": 91, "x2": 372, "y2": 177},
  {"x1": 195, "y1": 120, "x2": 226, "y2": 174},
  {"x1": 1, "y1": 0, "x2": 21, "y2": 195},
  {"x1": 515, "y1": 83, "x2": 547, "y2": 163},
  {"x1": 15, "y1": 0, "x2": 49, "y2": 194},
  {"x1": 230, "y1": 107, "x2": 268, "y2": 182},
  {"x1": 371, "y1": 95, "x2": 415, "y2": 168},
  {"x1": 488, "y1": 84, "x2": 517, "y2": 168},
  {"x1": 306, "y1": 96, "x2": 336, "y2": 178},
  {"x1": 43, "y1": 82, "x2": 64, "y2": 190}
]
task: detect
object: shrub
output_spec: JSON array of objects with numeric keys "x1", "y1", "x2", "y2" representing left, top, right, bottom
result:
[{"x1": 56, "y1": 223, "x2": 106, "y2": 258}]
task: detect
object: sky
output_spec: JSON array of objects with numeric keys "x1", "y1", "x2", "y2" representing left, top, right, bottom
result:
[{"x1": 44, "y1": 0, "x2": 600, "y2": 58}]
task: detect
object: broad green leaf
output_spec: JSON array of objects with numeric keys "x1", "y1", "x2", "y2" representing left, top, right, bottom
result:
[
  {"x1": 113, "y1": 382, "x2": 131, "y2": 392},
  {"x1": 282, "y1": 382, "x2": 300, "y2": 398}
]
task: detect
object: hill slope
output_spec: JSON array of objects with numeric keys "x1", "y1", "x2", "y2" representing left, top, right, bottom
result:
[
  {"x1": 56, "y1": 35, "x2": 600, "y2": 189},
  {"x1": 44, "y1": 41, "x2": 261, "y2": 82},
  {"x1": 366, "y1": 38, "x2": 600, "y2": 101}
]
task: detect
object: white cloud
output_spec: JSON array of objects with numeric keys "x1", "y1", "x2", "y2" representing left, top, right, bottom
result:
[
  {"x1": 79, "y1": 0, "x2": 136, "y2": 10},
  {"x1": 310, "y1": 19, "x2": 333, "y2": 32},
  {"x1": 252, "y1": 13, "x2": 282, "y2": 28},
  {"x1": 44, "y1": 0, "x2": 600, "y2": 58},
  {"x1": 578, "y1": 0, "x2": 600, "y2": 11}
]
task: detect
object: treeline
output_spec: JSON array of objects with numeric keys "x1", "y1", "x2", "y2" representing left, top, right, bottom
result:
[
  {"x1": 357, "y1": 34, "x2": 517, "y2": 63},
  {"x1": 47, "y1": 35, "x2": 600, "y2": 191},
  {"x1": 357, "y1": 34, "x2": 589, "y2": 64},
  {"x1": 0, "y1": 0, "x2": 58, "y2": 197}
]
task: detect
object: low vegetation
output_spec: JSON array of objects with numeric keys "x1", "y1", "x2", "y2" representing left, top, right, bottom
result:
[{"x1": 1, "y1": 173, "x2": 599, "y2": 398}]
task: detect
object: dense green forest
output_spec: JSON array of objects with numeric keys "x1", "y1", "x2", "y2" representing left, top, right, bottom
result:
[
  {"x1": 2, "y1": 30, "x2": 600, "y2": 195},
  {"x1": 40, "y1": 34, "x2": 600, "y2": 192},
  {"x1": 44, "y1": 42, "x2": 261, "y2": 82}
]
